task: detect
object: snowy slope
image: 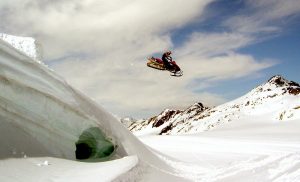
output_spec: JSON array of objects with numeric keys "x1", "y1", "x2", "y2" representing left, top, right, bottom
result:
[
  {"x1": 0, "y1": 156, "x2": 139, "y2": 182},
  {"x1": 128, "y1": 75, "x2": 300, "y2": 135},
  {"x1": 0, "y1": 38, "x2": 191, "y2": 181},
  {"x1": 141, "y1": 123, "x2": 300, "y2": 182}
]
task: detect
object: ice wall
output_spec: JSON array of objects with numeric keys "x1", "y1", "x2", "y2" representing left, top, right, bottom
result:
[{"x1": 0, "y1": 38, "x2": 187, "y2": 181}]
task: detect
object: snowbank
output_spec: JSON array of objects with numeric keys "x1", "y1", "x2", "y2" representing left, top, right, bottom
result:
[{"x1": 0, "y1": 156, "x2": 138, "y2": 182}]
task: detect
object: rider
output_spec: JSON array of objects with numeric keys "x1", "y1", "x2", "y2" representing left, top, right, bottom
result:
[{"x1": 162, "y1": 50, "x2": 180, "y2": 73}]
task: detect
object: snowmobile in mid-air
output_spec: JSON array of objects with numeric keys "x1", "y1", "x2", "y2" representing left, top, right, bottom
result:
[{"x1": 146, "y1": 57, "x2": 183, "y2": 77}]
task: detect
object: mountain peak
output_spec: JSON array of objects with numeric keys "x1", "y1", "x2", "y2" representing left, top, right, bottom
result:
[
  {"x1": 267, "y1": 75, "x2": 299, "y2": 87},
  {"x1": 267, "y1": 75, "x2": 290, "y2": 87},
  {"x1": 193, "y1": 102, "x2": 204, "y2": 108},
  {"x1": 250, "y1": 75, "x2": 300, "y2": 96},
  {"x1": 185, "y1": 102, "x2": 209, "y2": 113}
]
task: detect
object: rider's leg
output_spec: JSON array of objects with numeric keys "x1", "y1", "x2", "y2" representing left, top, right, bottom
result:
[{"x1": 170, "y1": 61, "x2": 181, "y2": 72}]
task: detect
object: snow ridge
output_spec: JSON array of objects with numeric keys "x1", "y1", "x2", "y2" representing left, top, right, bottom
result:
[{"x1": 0, "y1": 33, "x2": 42, "y2": 61}]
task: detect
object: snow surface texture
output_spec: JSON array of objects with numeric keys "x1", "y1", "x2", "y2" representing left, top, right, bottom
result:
[
  {"x1": 0, "y1": 156, "x2": 138, "y2": 182},
  {"x1": 0, "y1": 33, "x2": 42, "y2": 62},
  {"x1": 128, "y1": 75, "x2": 300, "y2": 135},
  {"x1": 0, "y1": 37, "x2": 191, "y2": 181}
]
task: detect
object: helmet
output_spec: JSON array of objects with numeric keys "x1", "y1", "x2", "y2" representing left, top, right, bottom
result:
[{"x1": 166, "y1": 50, "x2": 172, "y2": 55}]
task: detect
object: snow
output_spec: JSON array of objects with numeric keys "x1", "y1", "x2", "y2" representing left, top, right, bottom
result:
[
  {"x1": 0, "y1": 33, "x2": 42, "y2": 62},
  {"x1": 140, "y1": 117, "x2": 300, "y2": 181},
  {"x1": 0, "y1": 156, "x2": 138, "y2": 182}
]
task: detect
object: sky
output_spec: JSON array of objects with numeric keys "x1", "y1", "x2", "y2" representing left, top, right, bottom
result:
[{"x1": 0, "y1": 0, "x2": 300, "y2": 118}]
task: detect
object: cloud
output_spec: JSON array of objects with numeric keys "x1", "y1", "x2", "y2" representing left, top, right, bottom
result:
[
  {"x1": 180, "y1": 53, "x2": 275, "y2": 81},
  {"x1": 176, "y1": 32, "x2": 253, "y2": 57},
  {"x1": 0, "y1": 0, "x2": 213, "y2": 59},
  {"x1": 223, "y1": 0, "x2": 300, "y2": 34}
]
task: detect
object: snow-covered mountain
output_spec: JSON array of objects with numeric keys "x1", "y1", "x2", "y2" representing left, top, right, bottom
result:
[{"x1": 128, "y1": 75, "x2": 300, "y2": 135}]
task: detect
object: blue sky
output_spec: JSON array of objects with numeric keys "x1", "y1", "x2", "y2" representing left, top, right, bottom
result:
[
  {"x1": 1, "y1": 0, "x2": 300, "y2": 118},
  {"x1": 173, "y1": 0, "x2": 300, "y2": 101}
]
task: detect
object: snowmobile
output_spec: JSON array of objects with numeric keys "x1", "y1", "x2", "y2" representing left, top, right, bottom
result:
[{"x1": 146, "y1": 57, "x2": 183, "y2": 77}]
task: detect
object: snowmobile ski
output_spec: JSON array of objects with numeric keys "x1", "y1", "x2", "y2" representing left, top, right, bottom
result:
[{"x1": 170, "y1": 70, "x2": 183, "y2": 77}]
